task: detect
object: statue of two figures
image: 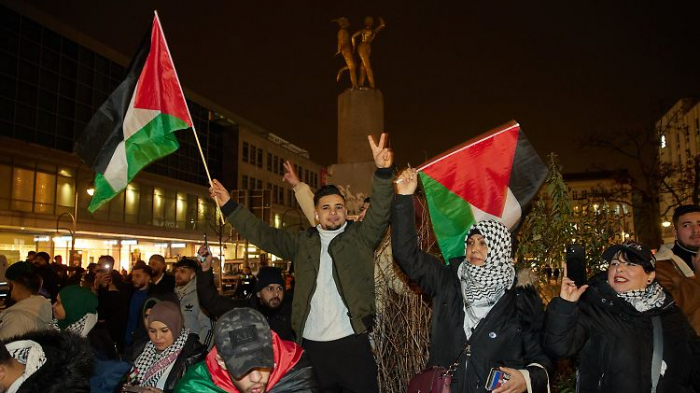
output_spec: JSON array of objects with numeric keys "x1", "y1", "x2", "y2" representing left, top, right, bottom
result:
[{"x1": 333, "y1": 16, "x2": 386, "y2": 90}]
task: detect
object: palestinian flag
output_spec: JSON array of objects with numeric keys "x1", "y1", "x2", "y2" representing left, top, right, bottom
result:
[
  {"x1": 75, "y1": 13, "x2": 192, "y2": 212},
  {"x1": 418, "y1": 121, "x2": 547, "y2": 262}
]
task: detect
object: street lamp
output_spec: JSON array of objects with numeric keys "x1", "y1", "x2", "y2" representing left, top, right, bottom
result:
[{"x1": 55, "y1": 165, "x2": 94, "y2": 264}]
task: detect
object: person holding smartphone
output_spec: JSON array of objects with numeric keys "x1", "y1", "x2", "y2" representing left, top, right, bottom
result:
[
  {"x1": 393, "y1": 168, "x2": 552, "y2": 393},
  {"x1": 544, "y1": 242, "x2": 700, "y2": 392}
]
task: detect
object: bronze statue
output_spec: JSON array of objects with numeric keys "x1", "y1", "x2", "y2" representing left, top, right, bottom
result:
[
  {"x1": 352, "y1": 16, "x2": 386, "y2": 89},
  {"x1": 333, "y1": 17, "x2": 358, "y2": 89}
]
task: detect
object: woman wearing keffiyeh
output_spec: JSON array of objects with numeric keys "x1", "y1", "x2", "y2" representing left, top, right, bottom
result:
[
  {"x1": 544, "y1": 242, "x2": 700, "y2": 392},
  {"x1": 392, "y1": 168, "x2": 552, "y2": 393},
  {"x1": 123, "y1": 301, "x2": 205, "y2": 392}
]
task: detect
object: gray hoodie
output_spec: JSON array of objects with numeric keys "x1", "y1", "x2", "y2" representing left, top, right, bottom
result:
[{"x1": 0, "y1": 295, "x2": 52, "y2": 340}]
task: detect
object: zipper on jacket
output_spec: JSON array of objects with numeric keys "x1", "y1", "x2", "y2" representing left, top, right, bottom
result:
[{"x1": 598, "y1": 373, "x2": 604, "y2": 390}]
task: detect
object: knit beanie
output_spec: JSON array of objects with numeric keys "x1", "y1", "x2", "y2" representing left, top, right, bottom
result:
[
  {"x1": 147, "y1": 301, "x2": 184, "y2": 335},
  {"x1": 57, "y1": 285, "x2": 98, "y2": 330},
  {"x1": 255, "y1": 267, "x2": 285, "y2": 293}
]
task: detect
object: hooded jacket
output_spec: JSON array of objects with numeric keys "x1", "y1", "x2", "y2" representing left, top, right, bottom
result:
[
  {"x1": 176, "y1": 278, "x2": 214, "y2": 347},
  {"x1": 0, "y1": 295, "x2": 52, "y2": 340},
  {"x1": 544, "y1": 272, "x2": 700, "y2": 392},
  {"x1": 655, "y1": 243, "x2": 700, "y2": 335},
  {"x1": 3, "y1": 329, "x2": 94, "y2": 393},
  {"x1": 391, "y1": 194, "x2": 552, "y2": 393},
  {"x1": 175, "y1": 331, "x2": 318, "y2": 392}
]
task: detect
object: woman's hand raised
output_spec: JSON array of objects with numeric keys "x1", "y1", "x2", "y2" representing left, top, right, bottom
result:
[
  {"x1": 560, "y1": 264, "x2": 588, "y2": 303},
  {"x1": 395, "y1": 168, "x2": 418, "y2": 195}
]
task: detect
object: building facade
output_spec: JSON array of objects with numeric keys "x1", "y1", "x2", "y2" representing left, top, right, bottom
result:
[
  {"x1": 0, "y1": 4, "x2": 323, "y2": 270},
  {"x1": 657, "y1": 98, "x2": 700, "y2": 242}
]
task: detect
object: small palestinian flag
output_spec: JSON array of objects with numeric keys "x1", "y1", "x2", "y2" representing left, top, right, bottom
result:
[
  {"x1": 418, "y1": 121, "x2": 547, "y2": 262},
  {"x1": 75, "y1": 12, "x2": 192, "y2": 212}
]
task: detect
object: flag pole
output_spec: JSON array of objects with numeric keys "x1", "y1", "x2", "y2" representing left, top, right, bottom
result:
[{"x1": 154, "y1": 11, "x2": 225, "y2": 226}]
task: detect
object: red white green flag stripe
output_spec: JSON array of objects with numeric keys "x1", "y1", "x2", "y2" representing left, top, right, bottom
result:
[
  {"x1": 417, "y1": 121, "x2": 547, "y2": 262},
  {"x1": 75, "y1": 13, "x2": 192, "y2": 213}
]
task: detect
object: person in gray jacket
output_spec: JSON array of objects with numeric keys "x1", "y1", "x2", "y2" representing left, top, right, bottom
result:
[{"x1": 175, "y1": 258, "x2": 215, "y2": 348}]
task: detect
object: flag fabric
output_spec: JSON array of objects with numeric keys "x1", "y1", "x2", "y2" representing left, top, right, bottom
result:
[
  {"x1": 417, "y1": 121, "x2": 547, "y2": 262},
  {"x1": 75, "y1": 13, "x2": 192, "y2": 213}
]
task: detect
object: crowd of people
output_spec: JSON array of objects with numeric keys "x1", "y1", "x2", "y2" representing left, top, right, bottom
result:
[{"x1": 2, "y1": 133, "x2": 700, "y2": 393}]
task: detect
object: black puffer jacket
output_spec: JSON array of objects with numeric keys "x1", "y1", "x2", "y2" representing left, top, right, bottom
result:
[
  {"x1": 392, "y1": 195, "x2": 552, "y2": 392},
  {"x1": 3, "y1": 330, "x2": 94, "y2": 393},
  {"x1": 544, "y1": 272, "x2": 700, "y2": 393}
]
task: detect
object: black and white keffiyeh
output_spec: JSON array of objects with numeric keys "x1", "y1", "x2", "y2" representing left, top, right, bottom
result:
[
  {"x1": 617, "y1": 281, "x2": 666, "y2": 313},
  {"x1": 4, "y1": 340, "x2": 46, "y2": 392},
  {"x1": 50, "y1": 313, "x2": 97, "y2": 337},
  {"x1": 128, "y1": 328, "x2": 190, "y2": 387},
  {"x1": 459, "y1": 220, "x2": 515, "y2": 324}
]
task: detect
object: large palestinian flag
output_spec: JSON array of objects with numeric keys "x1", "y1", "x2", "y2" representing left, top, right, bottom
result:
[
  {"x1": 75, "y1": 13, "x2": 192, "y2": 212},
  {"x1": 418, "y1": 121, "x2": 547, "y2": 262}
]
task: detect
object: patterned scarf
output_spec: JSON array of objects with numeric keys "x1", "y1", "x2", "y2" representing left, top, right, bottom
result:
[
  {"x1": 5, "y1": 340, "x2": 46, "y2": 393},
  {"x1": 50, "y1": 313, "x2": 96, "y2": 336},
  {"x1": 459, "y1": 220, "x2": 515, "y2": 322},
  {"x1": 617, "y1": 281, "x2": 667, "y2": 313},
  {"x1": 128, "y1": 328, "x2": 190, "y2": 387}
]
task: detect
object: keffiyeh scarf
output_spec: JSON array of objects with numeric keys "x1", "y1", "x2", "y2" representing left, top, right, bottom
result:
[
  {"x1": 459, "y1": 220, "x2": 515, "y2": 332},
  {"x1": 50, "y1": 313, "x2": 96, "y2": 337},
  {"x1": 5, "y1": 340, "x2": 46, "y2": 393},
  {"x1": 128, "y1": 328, "x2": 190, "y2": 387},
  {"x1": 617, "y1": 281, "x2": 666, "y2": 313}
]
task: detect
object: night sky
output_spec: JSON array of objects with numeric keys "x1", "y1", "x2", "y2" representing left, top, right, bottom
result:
[{"x1": 17, "y1": 0, "x2": 700, "y2": 173}]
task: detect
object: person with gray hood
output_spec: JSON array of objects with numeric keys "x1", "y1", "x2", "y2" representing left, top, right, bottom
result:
[{"x1": 0, "y1": 265, "x2": 52, "y2": 340}]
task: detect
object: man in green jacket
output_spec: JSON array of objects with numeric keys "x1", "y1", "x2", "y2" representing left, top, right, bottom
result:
[{"x1": 208, "y1": 133, "x2": 393, "y2": 393}]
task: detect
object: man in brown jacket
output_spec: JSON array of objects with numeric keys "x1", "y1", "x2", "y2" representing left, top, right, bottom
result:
[{"x1": 655, "y1": 204, "x2": 700, "y2": 334}]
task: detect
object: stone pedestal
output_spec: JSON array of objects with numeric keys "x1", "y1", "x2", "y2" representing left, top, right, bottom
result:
[{"x1": 337, "y1": 88, "x2": 384, "y2": 164}]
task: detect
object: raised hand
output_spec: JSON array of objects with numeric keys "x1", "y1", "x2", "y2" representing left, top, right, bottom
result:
[
  {"x1": 560, "y1": 263, "x2": 588, "y2": 303},
  {"x1": 282, "y1": 160, "x2": 300, "y2": 187},
  {"x1": 368, "y1": 133, "x2": 393, "y2": 169},
  {"x1": 209, "y1": 179, "x2": 231, "y2": 206},
  {"x1": 197, "y1": 245, "x2": 213, "y2": 272},
  {"x1": 395, "y1": 168, "x2": 418, "y2": 195}
]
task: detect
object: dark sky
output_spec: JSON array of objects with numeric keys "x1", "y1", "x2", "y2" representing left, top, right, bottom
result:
[{"x1": 18, "y1": 0, "x2": 700, "y2": 173}]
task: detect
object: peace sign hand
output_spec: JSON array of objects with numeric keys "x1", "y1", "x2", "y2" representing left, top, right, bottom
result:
[{"x1": 368, "y1": 133, "x2": 393, "y2": 169}]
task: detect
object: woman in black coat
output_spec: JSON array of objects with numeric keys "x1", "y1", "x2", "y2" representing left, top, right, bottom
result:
[
  {"x1": 393, "y1": 169, "x2": 552, "y2": 393},
  {"x1": 544, "y1": 242, "x2": 700, "y2": 393},
  {"x1": 122, "y1": 301, "x2": 205, "y2": 392}
]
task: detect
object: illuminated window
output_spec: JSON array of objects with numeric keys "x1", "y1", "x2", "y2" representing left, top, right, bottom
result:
[
  {"x1": 12, "y1": 168, "x2": 35, "y2": 212},
  {"x1": 34, "y1": 171, "x2": 56, "y2": 214},
  {"x1": 125, "y1": 183, "x2": 140, "y2": 224}
]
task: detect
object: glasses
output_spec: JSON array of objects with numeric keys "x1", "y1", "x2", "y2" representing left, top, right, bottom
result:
[{"x1": 609, "y1": 260, "x2": 640, "y2": 268}]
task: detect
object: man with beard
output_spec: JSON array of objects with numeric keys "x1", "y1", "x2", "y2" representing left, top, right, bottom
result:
[
  {"x1": 207, "y1": 134, "x2": 392, "y2": 393},
  {"x1": 656, "y1": 204, "x2": 700, "y2": 333},
  {"x1": 175, "y1": 257, "x2": 214, "y2": 347},
  {"x1": 124, "y1": 261, "x2": 152, "y2": 349},
  {"x1": 197, "y1": 248, "x2": 294, "y2": 342},
  {"x1": 148, "y1": 254, "x2": 175, "y2": 294}
]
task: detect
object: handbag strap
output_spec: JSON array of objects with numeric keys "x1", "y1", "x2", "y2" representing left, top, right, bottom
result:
[
  {"x1": 651, "y1": 315, "x2": 663, "y2": 393},
  {"x1": 444, "y1": 343, "x2": 471, "y2": 377}
]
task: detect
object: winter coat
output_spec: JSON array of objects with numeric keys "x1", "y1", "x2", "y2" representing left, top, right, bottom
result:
[
  {"x1": 3, "y1": 329, "x2": 94, "y2": 393},
  {"x1": 0, "y1": 295, "x2": 52, "y2": 340},
  {"x1": 197, "y1": 268, "x2": 296, "y2": 341},
  {"x1": 391, "y1": 194, "x2": 552, "y2": 393},
  {"x1": 126, "y1": 332, "x2": 206, "y2": 393},
  {"x1": 220, "y1": 167, "x2": 393, "y2": 342},
  {"x1": 544, "y1": 272, "x2": 700, "y2": 393},
  {"x1": 176, "y1": 278, "x2": 214, "y2": 347},
  {"x1": 175, "y1": 331, "x2": 319, "y2": 392},
  {"x1": 655, "y1": 243, "x2": 700, "y2": 335}
]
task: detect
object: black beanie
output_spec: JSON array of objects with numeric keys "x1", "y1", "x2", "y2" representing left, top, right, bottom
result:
[{"x1": 255, "y1": 267, "x2": 285, "y2": 293}]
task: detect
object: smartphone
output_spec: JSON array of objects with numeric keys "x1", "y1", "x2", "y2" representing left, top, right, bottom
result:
[
  {"x1": 485, "y1": 368, "x2": 510, "y2": 390},
  {"x1": 96, "y1": 263, "x2": 112, "y2": 274},
  {"x1": 566, "y1": 244, "x2": 587, "y2": 287},
  {"x1": 198, "y1": 234, "x2": 211, "y2": 263}
]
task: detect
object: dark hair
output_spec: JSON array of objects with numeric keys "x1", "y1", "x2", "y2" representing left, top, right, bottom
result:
[
  {"x1": 313, "y1": 185, "x2": 345, "y2": 206},
  {"x1": 27, "y1": 251, "x2": 36, "y2": 257},
  {"x1": 174, "y1": 258, "x2": 199, "y2": 271},
  {"x1": 13, "y1": 271, "x2": 43, "y2": 294},
  {"x1": 0, "y1": 344, "x2": 11, "y2": 365},
  {"x1": 673, "y1": 205, "x2": 700, "y2": 227},
  {"x1": 132, "y1": 261, "x2": 153, "y2": 277},
  {"x1": 149, "y1": 254, "x2": 165, "y2": 264},
  {"x1": 35, "y1": 251, "x2": 50, "y2": 262},
  {"x1": 616, "y1": 250, "x2": 655, "y2": 273},
  {"x1": 98, "y1": 255, "x2": 115, "y2": 265}
]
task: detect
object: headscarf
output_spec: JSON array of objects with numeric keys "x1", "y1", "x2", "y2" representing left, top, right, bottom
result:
[
  {"x1": 56, "y1": 285, "x2": 97, "y2": 331},
  {"x1": 128, "y1": 301, "x2": 189, "y2": 387},
  {"x1": 459, "y1": 220, "x2": 515, "y2": 313}
]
